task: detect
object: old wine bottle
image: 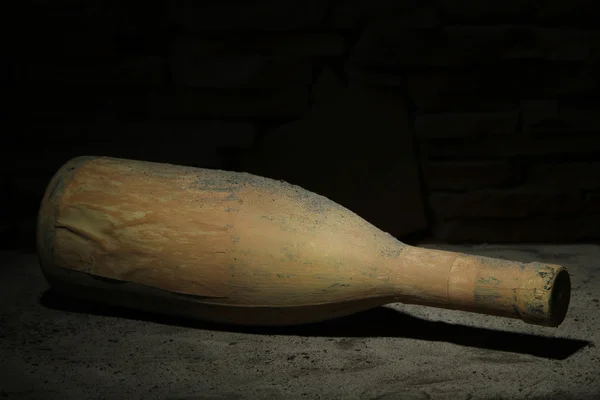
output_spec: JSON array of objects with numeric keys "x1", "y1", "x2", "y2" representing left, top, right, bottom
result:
[{"x1": 37, "y1": 156, "x2": 571, "y2": 327}]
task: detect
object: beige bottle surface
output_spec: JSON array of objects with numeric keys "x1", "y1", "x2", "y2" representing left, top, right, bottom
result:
[{"x1": 37, "y1": 156, "x2": 571, "y2": 327}]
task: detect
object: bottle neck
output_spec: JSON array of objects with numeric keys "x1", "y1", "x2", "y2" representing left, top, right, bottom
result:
[{"x1": 390, "y1": 246, "x2": 570, "y2": 327}]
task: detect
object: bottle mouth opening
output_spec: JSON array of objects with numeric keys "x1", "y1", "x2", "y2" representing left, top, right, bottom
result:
[{"x1": 547, "y1": 269, "x2": 571, "y2": 327}]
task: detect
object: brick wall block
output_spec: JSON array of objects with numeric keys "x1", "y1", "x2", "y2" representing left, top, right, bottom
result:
[
  {"x1": 404, "y1": 62, "x2": 600, "y2": 111},
  {"x1": 351, "y1": 27, "x2": 595, "y2": 68},
  {"x1": 414, "y1": 111, "x2": 519, "y2": 138},
  {"x1": 150, "y1": 88, "x2": 311, "y2": 118},
  {"x1": 85, "y1": 87, "x2": 312, "y2": 119},
  {"x1": 538, "y1": 0, "x2": 600, "y2": 27},
  {"x1": 169, "y1": 55, "x2": 313, "y2": 89},
  {"x1": 430, "y1": 187, "x2": 583, "y2": 219},
  {"x1": 332, "y1": 0, "x2": 426, "y2": 30},
  {"x1": 437, "y1": 1, "x2": 600, "y2": 27},
  {"x1": 170, "y1": 1, "x2": 329, "y2": 32},
  {"x1": 424, "y1": 161, "x2": 520, "y2": 190},
  {"x1": 583, "y1": 191, "x2": 600, "y2": 213},
  {"x1": 172, "y1": 33, "x2": 345, "y2": 58},
  {"x1": 434, "y1": 215, "x2": 600, "y2": 243},
  {"x1": 438, "y1": 1, "x2": 536, "y2": 24},
  {"x1": 522, "y1": 100, "x2": 600, "y2": 135},
  {"x1": 528, "y1": 163, "x2": 600, "y2": 190},
  {"x1": 422, "y1": 136, "x2": 600, "y2": 159},
  {"x1": 17, "y1": 56, "x2": 166, "y2": 86}
]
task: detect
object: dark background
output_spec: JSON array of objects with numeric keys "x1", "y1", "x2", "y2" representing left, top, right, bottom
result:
[
  {"x1": 3, "y1": 0, "x2": 600, "y2": 250},
  {"x1": 1, "y1": 2, "x2": 600, "y2": 399}
]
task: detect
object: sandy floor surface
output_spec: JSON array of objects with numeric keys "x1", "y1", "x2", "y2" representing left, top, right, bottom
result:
[{"x1": 1, "y1": 244, "x2": 598, "y2": 399}]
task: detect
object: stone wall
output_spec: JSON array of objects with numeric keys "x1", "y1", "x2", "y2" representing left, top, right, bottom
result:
[
  {"x1": 346, "y1": 1, "x2": 600, "y2": 243},
  {"x1": 5, "y1": 1, "x2": 600, "y2": 246}
]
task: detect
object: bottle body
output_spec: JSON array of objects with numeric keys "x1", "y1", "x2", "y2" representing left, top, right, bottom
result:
[{"x1": 37, "y1": 156, "x2": 405, "y2": 325}]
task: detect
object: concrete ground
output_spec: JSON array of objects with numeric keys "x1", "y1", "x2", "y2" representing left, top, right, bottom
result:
[{"x1": 1, "y1": 244, "x2": 599, "y2": 400}]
